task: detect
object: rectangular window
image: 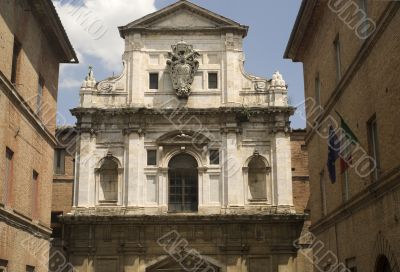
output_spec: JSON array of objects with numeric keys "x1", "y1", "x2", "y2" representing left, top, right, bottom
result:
[
  {"x1": 367, "y1": 115, "x2": 380, "y2": 181},
  {"x1": 149, "y1": 73, "x2": 159, "y2": 89},
  {"x1": 209, "y1": 150, "x2": 220, "y2": 165},
  {"x1": 26, "y1": 265, "x2": 35, "y2": 272},
  {"x1": 54, "y1": 149, "x2": 66, "y2": 175},
  {"x1": 36, "y1": 76, "x2": 44, "y2": 115},
  {"x1": 32, "y1": 170, "x2": 39, "y2": 220},
  {"x1": 346, "y1": 257, "x2": 357, "y2": 272},
  {"x1": 315, "y1": 73, "x2": 321, "y2": 107},
  {"x1": 11, "y1": 38, "x2": 21, "y2": 84},
  {"x1": 147, "y1": 150, "x2": 157, "y2": 166},
  {"x1": 334, "y1": 35, "x2": 342, "y2": 82},
  {"x1": 4, "y1": 148, "x2": 14, "y2": 205},
  {"x1": 208, "y1": 72, "x2": 218, "y2": 89}
]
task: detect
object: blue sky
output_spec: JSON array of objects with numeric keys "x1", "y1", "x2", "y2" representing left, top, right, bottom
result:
[{"x1": 55, "y1": 0, "x2": 305, "y2": 128}]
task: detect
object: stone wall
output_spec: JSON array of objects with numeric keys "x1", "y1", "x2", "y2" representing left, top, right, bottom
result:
[{"x1": 63, "y1": 215, "x2": 311, "y2": 272}]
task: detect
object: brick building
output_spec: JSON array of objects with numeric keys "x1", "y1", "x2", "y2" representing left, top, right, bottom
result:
[
  {"x1": 51, "y1": 127, "x2": 77, "y2": 243},
  {"x1": 291, "y1": 129, "x2": 310, "y2": 215},
  {"x1": 0, "y1": 0, "x2": 77, "y2": 271},
  {"x1": 286, "y1": 1, "x2": 400, "y2": 271}
]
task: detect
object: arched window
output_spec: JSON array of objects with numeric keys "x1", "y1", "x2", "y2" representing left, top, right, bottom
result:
[
  {"x1": 98, "y1": 158, "x2": 118, "y2": 204},
  {"x1": 248, "y1": 156, "x2": 269, "y2": 201},
  {"x1": 375, "y1": 255, "x2": 392, "y2": 272}
]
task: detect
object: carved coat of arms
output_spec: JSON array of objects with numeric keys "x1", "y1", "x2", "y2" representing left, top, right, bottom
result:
[{"x1": 166, "y1": 41, "x2": 200, "y2": 98}]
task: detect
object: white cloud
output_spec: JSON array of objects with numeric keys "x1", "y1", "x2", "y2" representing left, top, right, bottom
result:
[{"x1": 53, "y1": 0, "x2": 156, "y2": 71}]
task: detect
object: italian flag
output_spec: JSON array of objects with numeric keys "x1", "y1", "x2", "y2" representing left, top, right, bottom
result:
[{"x1": 336, "y1": 111, "x2": 359, "y2": 174}]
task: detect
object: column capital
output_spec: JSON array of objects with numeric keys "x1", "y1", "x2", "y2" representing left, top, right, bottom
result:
[
  {"x1": 198, "y1": 167, "x2": 208, "y2": 173},
  {"x1": 158, "y1": 167, "x2": 169, "y2": 174},
  {"x1": 220, "y1": 127, "x2": 242, "y2": 135},
  {"x1": 80, "y1": 127, "x2": 97, "y2": 136},
  {"x1": 123, "y1": 128, "x2": 146, "y2": 136}
]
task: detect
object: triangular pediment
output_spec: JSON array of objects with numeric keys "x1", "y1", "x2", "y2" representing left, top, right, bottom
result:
[
  {"x1": 119, "y1": 0, "x2": 248, "y2": 38},
  {"x1": 151, "y1": 9, "x2": 219, "y2": 28}
]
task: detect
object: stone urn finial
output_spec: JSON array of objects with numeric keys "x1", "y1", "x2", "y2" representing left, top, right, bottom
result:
[{"x1": 82, "y1": 65, "x2": 96, "y2": 88}]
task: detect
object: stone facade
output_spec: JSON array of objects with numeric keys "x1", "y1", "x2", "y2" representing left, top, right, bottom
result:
[
  {"x1": 0, "y1": 0, "x2": 77, "y2": 271},
  {"x1": 64, "y1": 1, "x2": 311, "y2": 271},
  {"x1": 286, "y1": 1, "x2": 400, "y2": 271}
]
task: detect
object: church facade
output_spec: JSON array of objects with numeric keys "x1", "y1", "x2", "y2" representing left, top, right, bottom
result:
[{"x1": 63, "y1": 1, "x2": 311, "y2": 271}]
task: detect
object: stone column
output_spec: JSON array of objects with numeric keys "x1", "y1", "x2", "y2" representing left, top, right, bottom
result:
[
  {"x1": 198, "y1": 167, "x2": 208, "y2": 209},
  {"x1": 77, "y1": 129, "x2": 97, "y2": 207},
  {"x1": 272, "y1": 130, "x2": 294, "y2": 207},
  {"x1": 159, "y1": 166, "x2": 169, "y2": 211},
  {"x1": 126, "y1": 33, "x2": 145, "y2": 106},
  {"x1": 222, "y1": 125, "x2": 244, "y2": 207},
  {"x1": 223, "y1": 33, "x2": 241, "y2": 104},
  {"x1": 125, "y1": 128, "x2": 145, "y2": 206},
  {"x1": 123, "y1": 131, "x2": 130, "y2": 206}
]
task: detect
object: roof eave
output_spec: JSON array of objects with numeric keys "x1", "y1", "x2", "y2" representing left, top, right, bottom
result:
[
  {"x1": 284, "y1": 0, "x2": 317, "y2": 62},
  {"x1": 32, "y1": 0, "x2": 79, "y2": 63}
]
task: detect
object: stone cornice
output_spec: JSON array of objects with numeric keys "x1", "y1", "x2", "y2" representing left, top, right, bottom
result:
[
  {"x1": 310, "y1": 165, "x2": 400, "y2": 235},
  {"x1": 0, "y1": 71, "x2": 58, "y2": 147},
  {"x1": 284, "y1": 0, "x2": 318, "y2": 60},
  {"x1": 62, "y1": 213, "x2": 307, "y2": 224},
  {"x1": 0, "y1": 207, "x2": 52, "y2": 239},
  {"x1": 71, "y1": 106, "x2": 295, "y2": 118},
  {"x1": 30, "y1": 0, "x2": 78, "y2": 63}
]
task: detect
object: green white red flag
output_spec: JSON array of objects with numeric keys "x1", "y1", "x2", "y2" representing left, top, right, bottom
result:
[{"x1": 336, "y1": 111, "x2": 359, "y2": 174}]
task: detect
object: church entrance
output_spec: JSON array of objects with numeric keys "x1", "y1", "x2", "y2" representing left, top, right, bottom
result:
[
  {"x1": 168, "y1": 153, "x2": 198, "y2": 212},
  {"x1": 146, "y1": 257, "x2": 220, "y2": 272}
]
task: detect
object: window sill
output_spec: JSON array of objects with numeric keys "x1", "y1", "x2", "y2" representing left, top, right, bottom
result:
[
  {"x1": 248, "y1": 199, "x2": 268, "y2": 205},
  {"x1": 98, "y1": 201, "x2": 118, "y2": 206}
]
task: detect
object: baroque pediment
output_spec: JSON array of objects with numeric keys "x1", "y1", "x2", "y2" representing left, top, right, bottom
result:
[{"x1": 118, "y1": 0, "x2": 248, "y2": 38}]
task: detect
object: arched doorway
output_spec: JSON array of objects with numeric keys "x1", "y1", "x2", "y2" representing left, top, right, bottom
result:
[
  {"x1": 168, "y1": 153, "x2": 198, "y2": 212},
  {"x1": 375, "y1": 255, "x2": 392, "y2": 272},
  {"x1": 146, "y1": 256, "x2": 220, "y2": 272}
]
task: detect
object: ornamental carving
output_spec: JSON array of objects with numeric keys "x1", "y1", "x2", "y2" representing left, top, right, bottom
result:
[{"x1": 166, "y1": 41, "x2": 200, "y2": 99}]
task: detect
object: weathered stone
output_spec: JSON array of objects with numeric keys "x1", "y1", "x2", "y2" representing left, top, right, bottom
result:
[{"x1": 64, "y1": 1, "x2": 311, "y2": 271}]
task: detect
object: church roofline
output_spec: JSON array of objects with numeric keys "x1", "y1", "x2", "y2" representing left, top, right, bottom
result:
[{"x1": 118, "y1": 0, "x2": 249, "y2": 39}]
